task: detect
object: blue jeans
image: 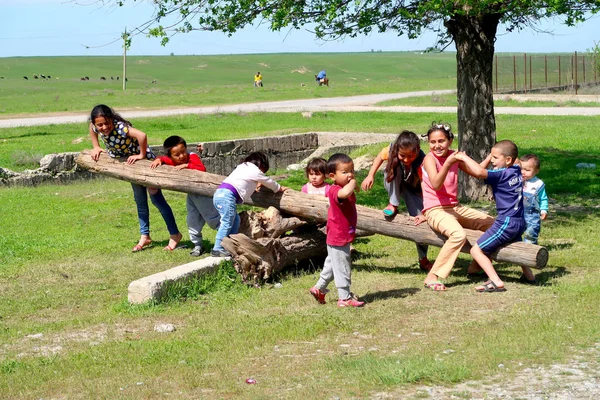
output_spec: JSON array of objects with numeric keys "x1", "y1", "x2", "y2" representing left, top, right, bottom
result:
[
  {"x1": 131, "y1": 183, "x2": 179, "y2": 236},
  {"x1": 212, "y1": 188, "x2": 240, "y2": 252},
  {"x1": 523, "y1": 209, "x2": 541, "y2": 244}
]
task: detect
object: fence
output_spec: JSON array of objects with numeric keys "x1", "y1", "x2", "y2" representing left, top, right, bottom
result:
[{"x1": 493, "y1": 52, "x2": 600, "y2": 94}]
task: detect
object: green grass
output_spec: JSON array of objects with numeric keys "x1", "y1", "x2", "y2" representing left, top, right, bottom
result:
[
  {"x1": 3, "y1": 112, "x2": 600, "y2": 175},
  {"x1": 2, "y1": 53, "x2": 600, "y2": 398},
  {"x1": 377, "y1": 93, "x2": 600, "y2": 107},
  {"x1": 1, "y1": 110, "x2": 600, "y2": 397},
  {"x1": 0, "y1": 52, "x2": 456, "y2": 115}
]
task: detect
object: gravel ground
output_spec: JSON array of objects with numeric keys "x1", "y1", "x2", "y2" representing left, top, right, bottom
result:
[{"x1": 374, "y1": 344, "x2": 600, "y2": 399}]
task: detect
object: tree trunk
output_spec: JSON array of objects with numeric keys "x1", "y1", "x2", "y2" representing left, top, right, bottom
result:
[
  {"x1": 76, "y1": 151, "x2": 548, "y2": 268},
  {"x1": 446, "y1": 13, "x2": 501, "y2": 201},
  {"x1": 222, "y1": 231, "x2": 327, "y2": 283}
]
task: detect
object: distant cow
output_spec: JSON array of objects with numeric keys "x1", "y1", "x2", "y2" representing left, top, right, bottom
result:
[
  {"x1": 151, "y1": 80, "x2": 157, "y2": 84},
  {"x1": 47, "y1": 75, "x2": 52, "y2": 79},
  {"x1": 23, "y1": 76, "x2": 28, "y2": 80},
  {"x1": 34, "y1": 75, "x2": 39, "y2": 79},
  {"x1": 100, "y1": 76, "x2": 106, "y2": 80},
  {"x1": 111, "y1": 76, "x2": 114, "y2": 80},
  {"x1": 80, "y1": 77, "x2": 86, "y2": 81},
  {"x1": 85, "y1": 76, "x2": 89, "y2": 80},
  {"x1": 116, "y1": 76, "x2": 120, "y2": 80}
]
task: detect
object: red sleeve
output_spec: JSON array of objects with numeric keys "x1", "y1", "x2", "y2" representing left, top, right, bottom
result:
[
  {"x1": 187, "y1": 153, "x2": 207, "y2": 172},
  {"x1": 159, "y1": 156, "x2": 175, "y2": 166}
]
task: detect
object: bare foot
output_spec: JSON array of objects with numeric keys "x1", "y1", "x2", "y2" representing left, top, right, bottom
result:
[{"x1": 164, "y1": 232, "x2": 183, "y2": 251}]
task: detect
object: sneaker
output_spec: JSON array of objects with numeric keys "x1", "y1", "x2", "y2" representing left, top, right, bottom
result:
[
  {"x1": 309, "y1": 286, "x2": 329, "y2": 304},
  {"x1": 419, "y1": 257, "x2": 433, "y2": 272},
  {"x1": 210, "y1": 249, "x2": 231, "y2": 257},
  {"x1": 190, "y1": 246, "x2": 204, "y2": 257},
  {"x1": 337, "y1": 293, "x2": 365, "y2": 308}
]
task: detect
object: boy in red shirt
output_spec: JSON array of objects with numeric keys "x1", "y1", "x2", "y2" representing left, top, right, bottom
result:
[
  {"x1": 310, "y1": 153, "x2": 365, "y2": 308},
  {"x1": 151, "y1": 135, "x2": 220, "y2": 256}
]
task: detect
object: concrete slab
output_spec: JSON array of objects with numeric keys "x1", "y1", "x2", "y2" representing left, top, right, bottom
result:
[{"x1": 128, "y1": 256, "x2": 230, "y2": 304}]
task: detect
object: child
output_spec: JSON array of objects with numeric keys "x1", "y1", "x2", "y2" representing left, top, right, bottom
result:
[
  {"x1": 310, "y1": 153, "x2": 365, "y2": 308},
  {"x1": 254, "y1": 72, "x2": 263, "y2": 87},
  {"x1": 519, "y1": 153, "x2": 548, "y2": 284},
  {"x1": 88, "y1": 104, "x2": 182, "y2": 252},
  {"x1": 302, "y1": 157, "x2": 331, "y2": 196},
  {"x1": 454, "y1": 140, "x2": 527, "y2": 292},
  {"x1": 212, "y1": 152, "x2": 284, "y2": 257},
  {"x1": 416, "y1": 123, "x2": 495, "y2": 291},
  {"x1": 150, "y1": 135, "x2": 220, "y2": 257},
  {"x1": 361, "y1": 130, "x2": 433, "y2": 271}
]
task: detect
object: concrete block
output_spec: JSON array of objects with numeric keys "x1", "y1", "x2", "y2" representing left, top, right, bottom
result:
[{"x1": 127, "y1": 256, "x2": 229, "y2": 304}]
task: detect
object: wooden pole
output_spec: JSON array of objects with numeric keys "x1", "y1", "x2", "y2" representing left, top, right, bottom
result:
[
  {"x1": 529, "y1": 55, "x2": 532, "y2": 90},
  {"x1": 76, "y1": 151, "x2": 549, "y2": 269},
  {"x1": 575, "y1": 51, "x2": 578, "y2": 95},
  {"x1": 544, "y1": 55, "x2": 548, "y2": 88},
  {"x1": 558, "y1": 55, "x2": 561, "y2": 87},
  {"x1": 495, "y1": 55, "x2": 498, "y2": 93},
  {"x1": 513, "y1": 55, "x2": 516, "y2": 92},
  {"x1": 524, "y1": 53, "x2": 527, "y2": 92}
]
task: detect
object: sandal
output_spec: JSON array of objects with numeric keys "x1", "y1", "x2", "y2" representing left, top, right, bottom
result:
[
  {"x1": 475, "y1": 280, "x2": 506, "y2": 293},
  {"x1": 132, "y1": 239, "x2": 152, "y2": 253},
  {"x1": 164, "y1": 233, "x2": 183, "y2": 251},
  {"x1": 382, "y1": 204, "x2": 398, "y2": 217},
  {"x1": 424, "y1": 281, "x2": 447, "y2": 291}
]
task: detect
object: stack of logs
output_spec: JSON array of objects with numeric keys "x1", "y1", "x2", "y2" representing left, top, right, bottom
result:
[{"x1": 76, "y1": 151, "x2": 549, "y2": 284}]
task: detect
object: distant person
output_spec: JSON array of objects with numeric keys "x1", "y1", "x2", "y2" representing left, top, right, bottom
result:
[
  {"x1": 361, "y1": 130, "x2": 433, "y2": 272},
  {"x1": 150, "y1": 135, "x2": 220, "y2": 257},
  {"x1": 316, "y1": 69, "x2": 326, "y2": 85},
  {"x1": 254, "y1": 71, "x2": 263, "y2": 87},
  {"x1": 309, "y1": 153, "x2": 365, "y2": 308},
  {"x1": 212, "y1": 152, "x2": 286, "y2": 257},
  {"x1": 88, "y1": 104, "x2": 182, "y2": 252},
  {"x1": 519, "y1": 153, "x2": 549, "y2": 284}
]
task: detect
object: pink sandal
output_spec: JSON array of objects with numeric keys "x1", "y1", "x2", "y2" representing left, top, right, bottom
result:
[{"x1": 424, "y1": 281, "x2": 447, "y2": 291}]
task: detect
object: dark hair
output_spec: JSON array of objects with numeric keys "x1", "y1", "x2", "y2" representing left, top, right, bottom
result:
[
  {"x1": 163, "y1": 135, "x2": 187, "y2": 156},
  {"x1": 327, "y1": 153, "x2": 353, "y2": 174},
  {"x1": 494, "y1": 140, "x2": 518, "y2": 160},
  {"x1": 425, "y1": 122, "x2": 454, "y2": 140},
  {"x1": 305, "y1": 157, "x2": 328, "y2": 177},
  {"x1": 90, "y1": 104, "x2": 131, "y2": 127},
  {"x1": 243, "y1": 151, "x2": 270, "y2": 173},
  {"x1": 520, "y1": 153, "x2": 540, "y2": 170},
  {"x1": 385, "y1": 130, "x2": 421, "y2": 183}
]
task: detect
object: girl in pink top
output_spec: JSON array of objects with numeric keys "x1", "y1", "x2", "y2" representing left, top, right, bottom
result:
[
  {"x1": 302, "y1": 157, "x2": 331, "y2": 196},
  {"x1": 416, "y1": 123, "x2": 495, "y2": 291}
]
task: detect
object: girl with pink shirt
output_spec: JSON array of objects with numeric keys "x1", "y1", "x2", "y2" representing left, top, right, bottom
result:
[{"x1": 416, "y1": 123, "x2": 495, "y2": 291}]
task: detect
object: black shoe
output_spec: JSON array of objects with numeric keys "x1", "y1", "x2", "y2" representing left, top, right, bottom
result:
[
  {"x1": 190, "y1": 246, "x2": 204, "y2": 257},
  {"x1": 211, "y1": 249, "x2": 231, "y2": 258}
]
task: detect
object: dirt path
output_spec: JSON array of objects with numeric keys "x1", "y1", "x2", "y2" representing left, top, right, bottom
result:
[{"x1": 2, "y1": 90, "x2": 600, "y2": 129}]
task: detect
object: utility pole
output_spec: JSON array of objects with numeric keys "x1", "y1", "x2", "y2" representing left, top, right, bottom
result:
[{"x1": 122, "y1": 28, "x2": 128, "y2": 91}]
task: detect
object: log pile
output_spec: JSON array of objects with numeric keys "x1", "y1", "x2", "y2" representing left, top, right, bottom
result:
[{"x1": 76, "y1": 151, "x2": 549, "y2": 282}]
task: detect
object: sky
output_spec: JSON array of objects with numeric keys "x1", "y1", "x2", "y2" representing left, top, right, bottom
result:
[{"x1": 1, "y1": 0, "x2": 599, "y2": 58}]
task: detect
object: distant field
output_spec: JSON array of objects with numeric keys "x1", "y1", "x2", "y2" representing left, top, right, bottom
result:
[{"x1": 0, "y1": 52, "x2": 456, "y2": 116}]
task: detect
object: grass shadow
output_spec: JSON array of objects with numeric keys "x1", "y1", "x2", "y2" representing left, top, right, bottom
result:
[{"x1": 361, "y1": 287, "x2": 420, "y2": 304}]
